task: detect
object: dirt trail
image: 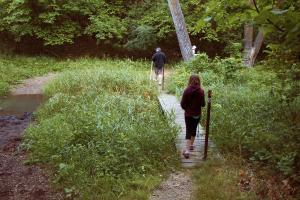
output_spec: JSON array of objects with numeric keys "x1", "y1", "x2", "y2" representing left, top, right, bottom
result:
[
  {"x1": 150, "y1": 171, "x2": 193, "y2": 200},
  {"x1": 0, "y1": 74, "x2": 62, "y2": 200},
  {"x1": 11, "y1": 73, "x2": 56, "y2": 95}
]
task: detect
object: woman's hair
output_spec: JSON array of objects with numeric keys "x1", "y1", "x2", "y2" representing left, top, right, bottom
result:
[{"x1": 188, "y1": 74, "x2": 201, "y2": 87}]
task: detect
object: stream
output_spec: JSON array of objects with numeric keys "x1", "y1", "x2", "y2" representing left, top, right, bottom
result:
[
  {"x1": 0, "y1": 94, "x2": 43, "y2": 117},
  {"x1": 0, "y1": 94, "x2": 44, "y2": 149}
]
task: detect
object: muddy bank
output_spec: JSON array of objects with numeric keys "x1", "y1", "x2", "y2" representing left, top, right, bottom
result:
[
  {"x1": 0, "y1": 114, "x2": 63, "y2": 200},
  {"x1": 0, "y1": 114, "x2": 30, "y2": 149}
]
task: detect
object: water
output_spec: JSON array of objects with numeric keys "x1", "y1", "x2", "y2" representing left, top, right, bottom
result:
[{"x1": 0, "y1": 94, "x2": 44, "y2": 116}]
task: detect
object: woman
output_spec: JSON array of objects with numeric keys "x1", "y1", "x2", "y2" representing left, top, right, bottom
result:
[{"x1": 180, "y1": 74, "x2": 205, "y2": 159}]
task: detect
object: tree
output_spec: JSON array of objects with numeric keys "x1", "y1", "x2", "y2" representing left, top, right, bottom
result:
[
  {"x1": 167, "y1": 0, "x2": 193, "y2": 61},
  {"x1": 0, "y1": 0, "x2": 173, "y2": 49},
  {"x1": 243, "y1": 24, "x2": 264, "y2": 67}
]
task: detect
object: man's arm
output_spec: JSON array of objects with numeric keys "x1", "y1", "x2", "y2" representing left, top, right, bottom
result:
[
  {"x1": 163, "y1": 53, "x2": 167, "y2": 64},
  {"x1": 152, "y1": 54, "x2": 156, "y2": 62}
]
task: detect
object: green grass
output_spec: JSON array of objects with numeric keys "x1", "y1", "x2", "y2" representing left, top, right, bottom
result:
[
  {"x1": 24, "y1": 61, "x2": 180, "y2": 199},
  {"x1": 0, "y1": 55, "x2": 149, "y2": 96},
  {"x1": 193, "y1": 158, "x2": 258, "y2": 200}
]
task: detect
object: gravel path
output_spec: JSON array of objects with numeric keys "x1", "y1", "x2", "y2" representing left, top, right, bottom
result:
[{"x1": 151, "y1": 171, "x2": 193, "y2": 200}]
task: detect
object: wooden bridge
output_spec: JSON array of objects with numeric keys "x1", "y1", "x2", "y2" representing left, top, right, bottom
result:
[{"x1": 158, "y1": 93, "x2": 212, "y2": 168}]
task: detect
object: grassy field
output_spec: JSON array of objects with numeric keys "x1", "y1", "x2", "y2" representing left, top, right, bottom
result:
[{"x1": 0, "y1": 55, "x2": 149, "y2": 96}]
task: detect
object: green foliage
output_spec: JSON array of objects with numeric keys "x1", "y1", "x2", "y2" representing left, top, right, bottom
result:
[
  {"x1": 190, "y1": 0, "x2": 300, "y2": 60},
  {"x1": 125, "y1": 25, "x2": 157, "y2": 50},
  {"x1": 0, "y1": 0, "x2": 299, "y2": 60},
  {"x1": 190, "y1": 0, "x2": 255, "y2": 43},
  {"x1": 24, "y1": 64, "x2": 179, "y2": 199},
  {"x1": 0, "y1": 81, "x2": 9, "y2": 96},
  {"x1": 167, "y1": 54, "x2": 300, "y2": 179},
  {"x1": 0, "y1": 0, "x2": 172, "y2": 48},
  {"x1": 254, "y1": 0, "x2": 300, "y2": 59}
]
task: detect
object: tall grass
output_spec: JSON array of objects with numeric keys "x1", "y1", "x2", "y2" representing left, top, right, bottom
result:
[
  {"x1": 24, "y1": 64, "x2": 179, "y2": 199},
  {"x1": 0, "y1": 55, "x2": 149, "y2": 96}
]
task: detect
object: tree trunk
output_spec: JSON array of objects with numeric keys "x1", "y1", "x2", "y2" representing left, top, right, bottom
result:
[
  {"x1": 243, "y1": 24, "x2": 254, "y2": 67},
  {"x1": 243, "y1": 24, "x2": 264, "y2": 67},
  {"x1": 250, "y1": 30, "x2": 264, "y2": 66},
  {"x1": 167, "y1": 0, "x2": 193, "y2": 61}
]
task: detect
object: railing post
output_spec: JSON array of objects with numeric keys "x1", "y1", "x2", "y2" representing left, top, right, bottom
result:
[
  {"x1": 162, "y1": 67, "x2": 165, "y2": 90},
  {"x1": 203, "y1": 90, "x2": 212, "y2": 160}
]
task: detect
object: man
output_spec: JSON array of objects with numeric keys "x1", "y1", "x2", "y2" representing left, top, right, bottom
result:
[{"x1": 152, "y1": 47, "x2": 166, "y2": 85}]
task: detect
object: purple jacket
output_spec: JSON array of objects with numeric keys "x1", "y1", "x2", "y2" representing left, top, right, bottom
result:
[{"x1": 180, "y1": 85, "x2": 205, "y2": 117}]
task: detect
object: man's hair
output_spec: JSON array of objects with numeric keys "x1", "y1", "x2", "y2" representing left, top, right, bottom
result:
[{"x1": 156, "y1": 47, "x2": 161, "y2": 52}]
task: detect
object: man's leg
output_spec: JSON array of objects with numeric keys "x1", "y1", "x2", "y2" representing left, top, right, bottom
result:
[
  {"x1": 154, "y1": 67, "x2": 159, "y2": 81},
  {"x1": 158, "y1": 68, "x2": 163, "y2": 85}
]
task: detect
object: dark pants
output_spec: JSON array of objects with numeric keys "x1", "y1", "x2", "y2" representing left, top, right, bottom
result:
[{"x1": 185, "y1": 116, "x2": 200, "y2": 140}]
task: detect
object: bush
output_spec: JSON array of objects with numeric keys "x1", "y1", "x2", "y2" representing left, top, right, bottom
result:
[{"x1": 25, "y1": 66, "x2": 179, "y2": 199}]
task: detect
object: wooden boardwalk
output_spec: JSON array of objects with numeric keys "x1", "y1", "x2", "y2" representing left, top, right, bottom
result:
[{"x1": 158, "y1": 93, "x2": 207, "y2": 168}]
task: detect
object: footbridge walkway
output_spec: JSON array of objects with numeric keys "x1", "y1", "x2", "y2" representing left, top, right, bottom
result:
[{"x1": 158, "y1": 93, "x2": 213, "y2": 168}]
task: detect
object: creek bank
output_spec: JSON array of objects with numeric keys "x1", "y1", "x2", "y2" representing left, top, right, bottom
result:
[
  {"x1": 0, "y1": 113, "x2": 63, "y2": 200},
  {"x1": 0, "y1": 74, "x2": 63, "y2": 200}
]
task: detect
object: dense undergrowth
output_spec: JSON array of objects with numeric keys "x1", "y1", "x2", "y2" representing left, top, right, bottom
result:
[
  {"x1": 167, "y1": 54, "x2": 300, "y2": 199},
  {"x1": 23, "y1": 63, "x2": 179, "y2": 199},
  {"x1": 0, "y1": 55, "x2": 148, "y2": 96}
]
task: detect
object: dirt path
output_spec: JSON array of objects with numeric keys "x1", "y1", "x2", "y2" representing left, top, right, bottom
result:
[
  {"x1": 11, "y1": 73, "x2": 56, "y2": 95},
  {"x1": 0, "y1": 74, "x2": 62, "y2": 200},
  {"x1": 150, "y1": 171, "x2": 193, "y2": 200},
  {"x1": 0, "y1": 119, "x2": 63, "y2": 200}
]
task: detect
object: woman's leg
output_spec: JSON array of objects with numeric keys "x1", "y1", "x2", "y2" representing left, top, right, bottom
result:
[
  {"x1": 190, "y1": 136, "x2": 195, "y2": 148},
  {"x1": 184, "y1": 116, "x2": 193, "y2": 158},
  {"x1": 189, "y1": 117, "x2": 200, "y2": 150}
]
